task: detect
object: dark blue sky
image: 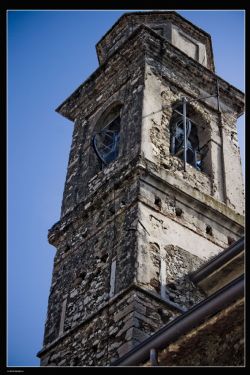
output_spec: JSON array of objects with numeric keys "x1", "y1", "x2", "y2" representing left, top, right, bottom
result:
[{"x1": 8, "y1": 10, "x2": 245, "y2": 366}]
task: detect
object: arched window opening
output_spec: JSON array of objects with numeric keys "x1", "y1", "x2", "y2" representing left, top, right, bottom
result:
[
  {"x1": 93, "y1": 116, "x2": 120, "y2": 165},
  {"x1": 92, "y1": 104, "x2": 122, "y2": 167},
  {"x1": 170, "y1": 104, "x2": 202, "y2": 171}
]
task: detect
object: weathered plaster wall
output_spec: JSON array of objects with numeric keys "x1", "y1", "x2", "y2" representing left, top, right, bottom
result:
[
  {"x1": 171, "y1": 25, "x2": 207, "y2": 66},
  {"x1": 220, "y1": 112, "x2": 245, "y2": 214},
  {"x1": 134, "y1": 174, "x2": 244, "y2": 312},
  {"x1": 141, "y1": 54, "x2": 244, "y2": 214},
  {"x1": 142, "y1": 64, "x2": 213, "y2": 197}
]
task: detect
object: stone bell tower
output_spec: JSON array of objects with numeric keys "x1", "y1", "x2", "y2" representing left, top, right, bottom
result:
[{"x1": 37, "y1": 12, "x2": 244, "y2": 366}]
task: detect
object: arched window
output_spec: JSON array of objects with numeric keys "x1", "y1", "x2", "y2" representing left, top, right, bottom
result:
[
  {"x1": 92, "y1": 104, "x2": 122, "y2": 168},
  {"x1": 170, "y1": 104, "x2": 202, "y2": 171}
]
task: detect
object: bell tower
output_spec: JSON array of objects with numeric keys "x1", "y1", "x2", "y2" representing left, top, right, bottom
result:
[{"x1": 38, "y1": 12, "x2": 244, "y2": 366}]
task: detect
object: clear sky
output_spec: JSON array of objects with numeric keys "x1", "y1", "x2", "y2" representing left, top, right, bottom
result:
[{"x1": 7, "y1": 10, "x2": 245, "y2": 367}]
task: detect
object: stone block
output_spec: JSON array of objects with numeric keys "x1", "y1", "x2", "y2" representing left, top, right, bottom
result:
[
  {"x1": 117, "y1": 341, "x2": 134, "y2": 357},
  {"x1": 116, "y1": 317, "x2": 140, "y2": 337},
  {"x1": 125, "y1": 327, "x2": 150, "y2": 342},
  {"x1": 114, "y1": 304, "x2": 134, "y2": 322},
  {"x1": 70, "y1": 290, "x2": 78, "y2": 298}
]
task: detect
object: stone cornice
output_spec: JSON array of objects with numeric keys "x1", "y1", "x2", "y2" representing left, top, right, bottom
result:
[
  {"x1": 56, "y1": 25, "x2": 244, "y2": 122},
  {"x1": 37, "y1": 284, "x2": 183, "y2": 358}
]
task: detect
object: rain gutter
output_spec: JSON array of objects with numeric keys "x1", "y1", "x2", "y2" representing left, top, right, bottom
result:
[{"x1": 111, "y1": 275, "x2": 244, "y2": 366}]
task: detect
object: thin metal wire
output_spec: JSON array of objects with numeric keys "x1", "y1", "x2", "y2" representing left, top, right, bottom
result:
[
  {"x1": 216, "y1": 79, "x2": 221, "y2": 112},
  {"x1": 182, "y1": 97, "x2": 187, "y2": 172},
  {"x1": 141, "y1": 87, "x2": 221, "y2": 121},
  {"x1": 188, "y1": 93, "x2": 218, "y2": 103}
]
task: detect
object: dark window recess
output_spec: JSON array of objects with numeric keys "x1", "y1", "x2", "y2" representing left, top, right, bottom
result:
[
  {"x1": 101, "y1": 253, "x2": 109, "y2": 263},
  {"x1": 206, "y1": 225, "x2": 213, "y2": 236},
  {"x1": 120, "y1": 200, "x2": 126, "y2": 207},
  {"x1": 157, "y1": 308, "x2": 170, "y2": 324},
  {"x1": 170, "y1": 112, "x2": 202, "y2": 171},
  {"x1": 228, "y1": 236, "x2": 235, "y2": 245},
  {"x1": 64, "y1": 244, "x2": 70, "y2": 253},
  {"x1": 93, "y1": 116, "x2": 120, "y2": 166},
  {"x1": 175, "y1": 207, "x2": 183, "y2": 217},
  {"x1": 79, "y1": 271, "x2": 87, "y2": 280},
  {"x1": 154, "y1": 196, "x2": 162, "y2": 209},
  {"x1": 152, "y1": 27, "x2": 164, "y2": 36}
]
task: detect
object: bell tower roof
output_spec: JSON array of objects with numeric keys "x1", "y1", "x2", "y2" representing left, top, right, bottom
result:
[{"x1": 96, "y1": 11, "x2": 215, "y2": 71}]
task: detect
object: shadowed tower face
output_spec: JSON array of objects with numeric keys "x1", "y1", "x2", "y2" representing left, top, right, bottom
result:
[{"x1": 38, "y1": 12, "x2": 244, "y2": 366}]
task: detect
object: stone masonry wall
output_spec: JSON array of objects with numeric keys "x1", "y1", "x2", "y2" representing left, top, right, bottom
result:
[
  {"x1": 44, "y1": 167, "x2": 140, "y2": 346},
  {"x1": 60, "y1": 34, "x2": 145, "y2": 218},
  {"x1": 40, "y1": 159, "x2": 242, "y2": 364},
  {"x1": 40, "y1": 288, "x2": 180, "y2": 366}
]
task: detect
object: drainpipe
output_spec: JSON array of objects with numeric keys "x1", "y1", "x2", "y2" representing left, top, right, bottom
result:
[{"x1": 150, "y1": 348, "x2": 159, "y2": 367}]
